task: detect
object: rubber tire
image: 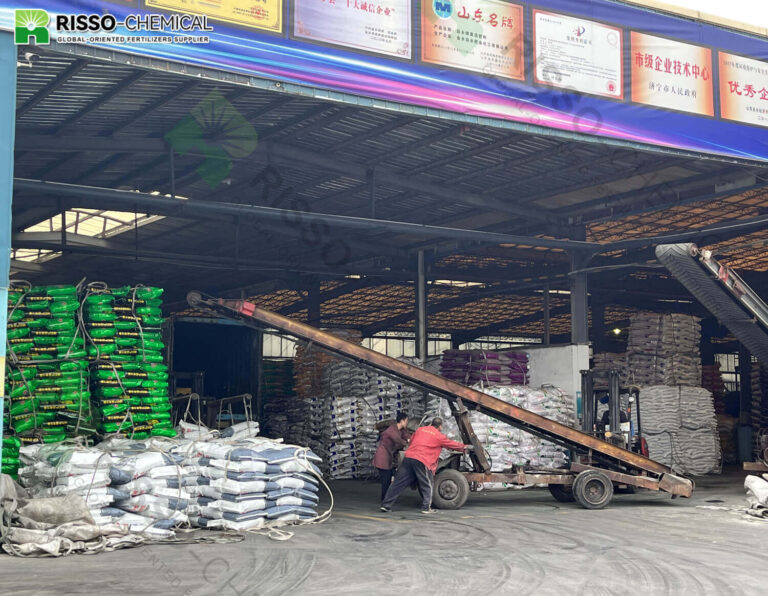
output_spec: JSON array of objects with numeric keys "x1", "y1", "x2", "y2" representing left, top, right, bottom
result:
[
  {"x1": 548, "y1": 483, "x2": 576, "y2": 503},
  {"x1": 432, "y1": 469, "x2": 470, "y2": 510},
  {"x1": 573, "y1": 470, "x2": 614, "y2": 510}
]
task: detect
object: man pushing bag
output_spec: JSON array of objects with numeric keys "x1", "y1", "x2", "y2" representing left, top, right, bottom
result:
[{"x1": 380, "y1": 417, "x2": 471, "y2": 514}]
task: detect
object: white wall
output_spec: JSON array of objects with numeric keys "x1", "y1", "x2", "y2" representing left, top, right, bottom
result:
[{"x1": 519, "y1": 344, "x2": 590, "y2": 406}]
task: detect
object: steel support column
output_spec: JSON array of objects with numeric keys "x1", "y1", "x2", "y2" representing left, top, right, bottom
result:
[
  {"x1": 307, "y1": 278, "x2": 321, "y2": 326},
  {"x1": 592, "y1": 298, "x2": 606, "y2": 352},
  {"x1": 739, "y1": 345, "x2": 752, "y2": 426},
  {"x1": 415, "y1": 250, "x2": 428, "y2": 363},
  {"x1": 570, "y1": 227, "x2": 590, "y2": 345},
  {"x1": 543, "y1": 287, "x2": 550, "y2": 346},
  {"x1": 0, "y1": 33, "x2": 17, "y2": 459}
]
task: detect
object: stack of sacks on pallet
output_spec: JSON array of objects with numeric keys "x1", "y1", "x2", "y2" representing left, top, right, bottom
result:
[
  {"x1": 319, "y1": 397, "x2": 366, "y2": 480},
  {"x1": 591, "y1": 352, "x2": 628, "y2": 390},
  {"x1": 175, "y1": 434, "x2": 322, "y2": 531},
  {"x1": 703, "y1": 363, "x2": 727, "y2": 413},
  {"x1": 626, "y1": 312, "x2": 702, "y2": 387},
  {"x1": 440, "y1": 385, "x2": 575, "y2": 489},
  {"x1": 6, "y1": 284, "x2": 94, "y2": 446},
  {"x1": 439, "y1": 350, "x2": 530, "y2": 386},
  {"x1": 639, "y1": 385, "x2": 721, "y2": 475},
  {"x1": 81, "y1": 284, "x2": 175, "y2": 440}
]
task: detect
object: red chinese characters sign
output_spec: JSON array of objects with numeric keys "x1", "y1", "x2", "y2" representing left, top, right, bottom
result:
[
  {"x1": 421, "y1": 0, "x2": 524, "y2": 81},
  {"x1": 630, "y1": 31, "x2": 714, "y2": 117},
  {"x1": 719, "y1": 52, "x2": 768, "y2": 128}
]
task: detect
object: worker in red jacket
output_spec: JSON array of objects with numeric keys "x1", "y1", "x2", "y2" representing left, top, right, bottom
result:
[
  {"x1": 372, "y1": 412, "x2": 411, "y2": 501},
  {"x1": 380, "y1": 417, "x2": 470, "y2": 514}
]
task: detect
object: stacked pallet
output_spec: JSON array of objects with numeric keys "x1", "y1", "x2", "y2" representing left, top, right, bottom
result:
[
  {"x1": 626, "y1": 313, "x2": 702, "y2": 387},
  {"x1": 5, "y1": 284, "x2": 94, "y2": 453},
  {"x1": 440, "y1": 384, "x2": 575, "y2": 474},
  {"x1": 639, "y1": 385, "x2": 721, "y2": 475},
  {"x1": 82, "y1": 285, "x2": 175, "y2": 439},
  {"x1": 439, "y1": 350, "x2": 529, "y2": 386},
  {"x1": 591, "y1": 352, "x2": 628, "y2": 390},
  {"x1": 751, "y1": 364, "x2": 768, "y2": 429},
  {"x1": 702, "y1": 363, "x2": 727, "y2": 414}
]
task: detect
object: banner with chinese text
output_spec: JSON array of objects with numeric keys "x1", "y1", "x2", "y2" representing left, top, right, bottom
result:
[
  {"x1": 719, "y1": 52, "x2": 768, "y2": 128},
  {"x1": 2, "y1": 0, "x2": 768, "y2": 162},
  {"x1": 630, "y1": 32, "x2": 714, "y2": 117}
]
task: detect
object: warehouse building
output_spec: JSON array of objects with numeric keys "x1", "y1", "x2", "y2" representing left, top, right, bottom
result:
[{"x1": 1, "y1": 0, "x2": 767, "y2": 591}]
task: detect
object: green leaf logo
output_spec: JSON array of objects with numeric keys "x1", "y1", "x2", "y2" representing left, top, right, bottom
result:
[{"x1": 15, "y1": 9, "x2": 50, "y2": 46}]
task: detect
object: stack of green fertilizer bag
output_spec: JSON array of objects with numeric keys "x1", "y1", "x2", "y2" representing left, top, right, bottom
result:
[
  {"x1": 82, "y1": 284, "x2": 176, "y2": 440},
  {"x1": 4, "y1": 284, "x2": 95, "y2": 467}
]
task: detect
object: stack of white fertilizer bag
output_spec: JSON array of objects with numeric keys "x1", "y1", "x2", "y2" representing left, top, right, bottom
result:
[
  {"x1": 12, "y1": 420, "x2": 325, "y2": 540},
  {"x1": 626, "y1": 312, "x2": 702, "y2": 387},
  {"x1": 17, "y1": 442, "x2": 118, "y2": 526},
  {"x1": 439, "y1": 385, "x2": 575, "y2": 490},
  {"x1": 175, "y1": 435, "x2": 322, "y2": 531},
  {"x1": 17, "y1": 440, "x2": 187, "y2": 539},
  {"x1": 639, "y1": 385, "x2": 721, "y2": 475},
  {"x1": 318, "y1": 396, "x2": 369, "y2": 480}
]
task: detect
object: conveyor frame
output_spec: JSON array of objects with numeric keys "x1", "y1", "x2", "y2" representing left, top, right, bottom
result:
[{"x1": 187, "y1": 292, "x2": 694, "y2": 506}]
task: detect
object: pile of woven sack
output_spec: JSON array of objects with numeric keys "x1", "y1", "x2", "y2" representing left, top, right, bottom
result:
[
  {"x1": 439, "y1": 384, "x2": 576, "y2": 487},
  {"x1": 626, "y1": 312, "x2": 702, "y2": 387},
  {"x1": 639, "y1": 385, "x2": 721, "y2": 475},
  {"x1": 439, "y1": 350, "x2": 530, "y2": 386}
]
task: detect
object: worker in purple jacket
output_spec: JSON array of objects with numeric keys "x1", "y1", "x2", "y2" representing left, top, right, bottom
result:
[{"x1": 373, "y1": 412, "x2": 410, "y2": 501}]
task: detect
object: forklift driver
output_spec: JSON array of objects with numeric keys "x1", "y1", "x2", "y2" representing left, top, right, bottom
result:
[{"x1": 596, "y1": 396, "x2": 630, "y2": 446}]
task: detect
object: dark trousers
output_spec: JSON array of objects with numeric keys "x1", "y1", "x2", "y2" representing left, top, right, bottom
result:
[
  {"x1": 381, "y1": 457, "x2": 433, "y2": 511},
  {"x1": 377, "y1": 467, "x2": 394, "y2": 502}
]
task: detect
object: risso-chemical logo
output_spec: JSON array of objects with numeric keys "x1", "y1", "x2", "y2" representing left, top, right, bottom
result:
[
  {"x1": 15, "y1": 9, "x2": 50, "y2": 45},
  {"x1": 14, "y1": 8, "x2": 213, "y2": 46}
]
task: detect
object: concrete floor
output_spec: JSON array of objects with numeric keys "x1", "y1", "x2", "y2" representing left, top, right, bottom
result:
[{"x1": 2, "y1": 468, "x2": 766, "y2": 595}]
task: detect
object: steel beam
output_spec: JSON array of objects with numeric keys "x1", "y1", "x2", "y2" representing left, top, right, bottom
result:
[
  {"x1": 16, "y1": 59, "x2": 87, "y2": 118},
  {"x1": 15, "y1": 179, "x2": 595, "y2": 251},
  {"x1": 452, "y1": 304, "x2": 571, "y2": 345}
]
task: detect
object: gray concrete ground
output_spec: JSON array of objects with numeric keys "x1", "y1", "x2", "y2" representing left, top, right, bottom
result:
[{"x1": 1, "y1": 467, "x2": 766, "y2": 595}]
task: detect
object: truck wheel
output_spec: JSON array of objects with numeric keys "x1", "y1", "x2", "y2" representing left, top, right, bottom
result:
[
  {"x1": 573, "y1": 470, "x2": 614, "y2": 510},
  {"x1": 548, "y1": 483, "x2": 576, "y2": 503},
  {"x1": 432, "y1": 469, "x2": 470, "y2": 510}
]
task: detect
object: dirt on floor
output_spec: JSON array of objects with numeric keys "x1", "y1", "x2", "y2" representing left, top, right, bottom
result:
[{"x1": 1, "y1": 467, "x2": 765, "y2": 595}]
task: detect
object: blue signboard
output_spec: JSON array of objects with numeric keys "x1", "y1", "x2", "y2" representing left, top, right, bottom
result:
[{"x1": 4, "y1": 0, "x2": 768, "y2": 161}]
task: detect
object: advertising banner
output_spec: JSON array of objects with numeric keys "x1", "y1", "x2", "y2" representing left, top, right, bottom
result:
[
  {"x1": 719, "y1": 52, "x2": 768, "y2": 128},
  {"x1": 146, "y1": 0, "x2": 283, "y2": 33},
  {"x1": 293, "y1": 0, "x2": 411, "y2": 58},
  {"x1": 630, "y1": 31, "x2": 714, "y2": 117},
  {"x1": 3, "y1": 0, "x2": 768, "y2": 163},
  {"x1": 421, "y1": 0, "x2": 524, "y2": 80},
  {"x1": 533, "y1": 10, "x2": 623, "y2": 99}
]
